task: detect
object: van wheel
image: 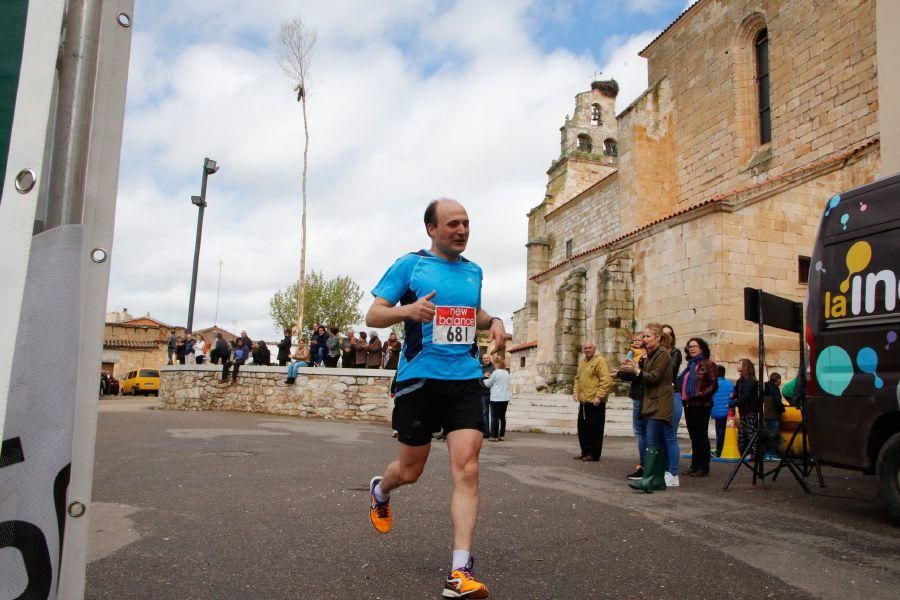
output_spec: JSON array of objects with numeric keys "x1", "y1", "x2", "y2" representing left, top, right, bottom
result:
[{"x1": 876, "y1": 432, "x2": 900, "y2": 523}]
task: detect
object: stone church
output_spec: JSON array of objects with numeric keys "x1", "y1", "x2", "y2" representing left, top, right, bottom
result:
[{"x1": 510, "y1": 0, "x2": 880, "y2": 393}]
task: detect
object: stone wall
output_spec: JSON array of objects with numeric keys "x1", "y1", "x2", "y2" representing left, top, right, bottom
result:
[
  {"x1": 640, "y1": 0, "x2": 878, "y2": 211},
  {"x1": 159, "y1": 365, "x2": 393, "y2": 422},
  {"x1": 544, "y1": 174, "x2": 620, "y2": 265}
]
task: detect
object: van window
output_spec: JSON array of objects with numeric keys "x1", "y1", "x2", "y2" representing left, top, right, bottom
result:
[{"x1": 139, "y1": 369, "x2": 160, "y2": 378}]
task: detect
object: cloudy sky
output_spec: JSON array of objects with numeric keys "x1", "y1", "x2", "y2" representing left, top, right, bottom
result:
[{"x1": 108, "y1": 0, "x2": 696, "y2": 338}]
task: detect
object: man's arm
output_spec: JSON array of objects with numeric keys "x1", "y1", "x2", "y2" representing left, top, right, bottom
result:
[
  {"x1": 595, "y1": 358, "x2": 611, "y2": 402},
  {"x1": 366, "y1": 291, "x2": 436, "y2": 328},
  {"x1": 475, "y1": 309, "x2": 506, "y2": 352}
]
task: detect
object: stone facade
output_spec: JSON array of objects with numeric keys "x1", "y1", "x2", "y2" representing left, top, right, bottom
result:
[
  {"x1": 513, "y1": 0, "x2": 882, "y2": 392},
  {"x1": 159, "y1": 366, "x2": 393, "y2": 422}
]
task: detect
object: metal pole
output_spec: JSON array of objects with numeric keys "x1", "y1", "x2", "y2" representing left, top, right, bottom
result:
[
  {"x1": 44, "y1": 0, "x2": 103, "y2": 229},
  {"x1": 186, "y1": 159, "x2": 209, "y2": 333}
]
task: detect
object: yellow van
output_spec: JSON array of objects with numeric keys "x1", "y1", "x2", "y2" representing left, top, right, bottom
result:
[{"x1": 120, "y1": 369, "x2": 160, "y2": 396}]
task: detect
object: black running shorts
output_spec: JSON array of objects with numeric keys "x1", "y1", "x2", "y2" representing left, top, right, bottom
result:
[{"x1": 391, "y1": 378, "x2": 484, "y2": 446}]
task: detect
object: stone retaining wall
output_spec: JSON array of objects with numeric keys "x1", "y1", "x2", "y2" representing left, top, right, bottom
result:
[{"x1": 159, "y1": 365, "x2": 393, "y2": 422}]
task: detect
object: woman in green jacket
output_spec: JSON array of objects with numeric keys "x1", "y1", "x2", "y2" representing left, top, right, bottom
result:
[{"x1": 619, "y1": 323, "x2": 675, "y2": 493}]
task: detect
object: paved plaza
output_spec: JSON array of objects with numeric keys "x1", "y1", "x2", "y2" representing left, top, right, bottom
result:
[{"x1": 86, "y1": 398, "x2": 900, "y2": 599}]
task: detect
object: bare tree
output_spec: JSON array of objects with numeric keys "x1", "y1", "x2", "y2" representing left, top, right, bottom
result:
[{"x1": 276, "y1": 17, "x2": 317, "y2": 338}]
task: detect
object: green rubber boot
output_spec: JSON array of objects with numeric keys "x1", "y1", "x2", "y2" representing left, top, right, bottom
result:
[{"x1": 629, "y1": 448, "x2": 665, "y2": 493}]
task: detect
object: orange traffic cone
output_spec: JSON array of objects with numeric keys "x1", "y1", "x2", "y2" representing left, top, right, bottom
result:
[{"x1": 713, "y1": 408, "x2": 741, "y2": 462}]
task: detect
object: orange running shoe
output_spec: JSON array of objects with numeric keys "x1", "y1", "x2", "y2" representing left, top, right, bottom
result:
[
  {"x1": 443, "y1": 558, "x2": 489, "y2": 598},
  {"x1": 368, "y1": 476, "x2": 391, "y2": 533}
]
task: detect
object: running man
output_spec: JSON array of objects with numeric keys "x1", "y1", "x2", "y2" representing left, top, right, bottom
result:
[{"x1": 366, "y1": 198, "x2": 506, "y2": 598}]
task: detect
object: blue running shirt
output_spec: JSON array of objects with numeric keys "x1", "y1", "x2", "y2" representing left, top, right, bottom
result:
[{"x1": 371, "y1": 250, "x2": 483, "y2": 381}]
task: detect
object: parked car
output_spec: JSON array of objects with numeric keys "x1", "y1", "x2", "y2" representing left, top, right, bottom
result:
[{"x1": 120, "y1": 369, "x2": 160, "y2": 396}]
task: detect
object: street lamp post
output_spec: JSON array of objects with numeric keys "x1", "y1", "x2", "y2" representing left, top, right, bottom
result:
[{"x1": 186, "y1": 157, "x2": 218, "y2": 333}]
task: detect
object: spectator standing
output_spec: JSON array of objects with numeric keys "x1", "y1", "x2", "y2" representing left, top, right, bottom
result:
[
  {"x1": 341, "y1": 330, "x2": 355, "y2": 368},
  {"x1": 484, "y1": 355, "x2": 510, "y2": 441},
  {"x1": 659, "y1": 325, "x2": 682, "y2": 486},
  {"x1": 285, "y1": 338, "x2": 311, "y2": 384},
  {"x1": 194, "y1": 336, "x2": 208, "y2": 365},
  {"x1": 731, "y1": 358, "x2": 761, "y2": 454},
  {"x1": 240, "y1": 330, "x2": 253, "y2": 354},
  {"x1": 383, "y1": 332, "x2": 402, "y2": 370},
  {"x1": 572, "y1": 340, "x2": 612, "y2": 461},
  {"x1": 167, "y1": 332, "x2": 177, "y2": 365},
  {"x1": 325, "y1": 326, "x2": 341, "y2": 367},
  {"x1": 352, "y1": 332, "x2": 369, "y2": 368},
  {"x1": 763, "y1": 372, "x2": 785, "y2": 459},
  {"x1": 211, "y1": 333, "x2": 229, "y2": 365},
  {"x1": 366, "y1": 331, "x2": 383, "y2": 369},
  {"x1": 617, "y1": 332, "x2": 646, "y2": 479},
  {"x1": 620, "y1": 323, "x2": 674, "y2": 493},
  {"x1": 676, "y1": 337, "x2": 718, "y2": 477},
  {"x1": 223, "y1": 338, "x2": 249, "y2": 383},
  {"x1": 479, "y1": 353, "x2": 495, "y2": 438},
  {"x1": 313, "y1": 326, "x2": 329, "y2": 366},
  {"x1": 711, "y1": 365, "x2": 734, "y2": 457},
  {"x1": 253, "y1": 340, "x2": 271, "y2": 366},
  {"x1": 174, "y1": 336, "x2": 186, "y2": 365},
  {"x1": 277, "y1": 329, "x2": 293, "y2": 367},
  {"x1": 184, "y1": 334, "x2": 196, "y2": 365}
]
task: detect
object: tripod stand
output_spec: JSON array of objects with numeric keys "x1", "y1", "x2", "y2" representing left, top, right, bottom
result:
[
  {"x1": 723, "y1": 414, "x2": 811, "y2": 492},
  {"x1": 770, "y1": 403, "x2": 825, "y2": 487},
  {"x1": 723, "y1": 288, "x2": 819, "y2": 494}
]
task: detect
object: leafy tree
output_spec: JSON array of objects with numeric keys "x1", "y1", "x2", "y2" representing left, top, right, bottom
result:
[{"x1": 270, "y1": 271, "x2": 364, "y2": 334}]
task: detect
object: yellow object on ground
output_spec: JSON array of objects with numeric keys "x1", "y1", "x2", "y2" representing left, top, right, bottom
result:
[{"x1": 718, "y1": 410, "x2": 741, "y2": 461}]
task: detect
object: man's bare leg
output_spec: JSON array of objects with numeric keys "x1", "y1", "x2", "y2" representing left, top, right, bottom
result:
[
  {"x1": 380, "y1": 442, "x2": 431, "y2": 494},
  {"x1": 446, "y1": 428, "x2": 483, "y2": 551}
]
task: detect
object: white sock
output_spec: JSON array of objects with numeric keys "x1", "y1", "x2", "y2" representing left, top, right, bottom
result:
[
  {"x1": 373, "y1": 482, "x2": 389, "y2": 503},
  {"x1": 451, "y1": 549, "x2": 471, "y2": 571}
]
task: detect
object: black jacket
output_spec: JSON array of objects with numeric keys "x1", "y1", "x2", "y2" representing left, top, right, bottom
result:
[{"x1": 277, "y1": 336, "x2": 292, "y2": 361}]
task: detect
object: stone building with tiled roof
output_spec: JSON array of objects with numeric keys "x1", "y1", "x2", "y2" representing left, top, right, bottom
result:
[
  {"x1": 511, "y1": 0, "x2": 881, "y2": 393},
  {"x1": 101, "y1": 310, "x2": 185, "y2": 377}
]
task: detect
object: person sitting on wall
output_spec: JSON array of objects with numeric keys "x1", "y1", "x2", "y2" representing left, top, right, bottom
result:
[
  {"x1": 223, "y1": 337, "x2": 249, "y2": 384},
  {"x1": 253, "y1": 340, "x2": 271, "y2": 366},
  {"x1": 285, "y1": 338, "x2": 311, "y2": 385}
]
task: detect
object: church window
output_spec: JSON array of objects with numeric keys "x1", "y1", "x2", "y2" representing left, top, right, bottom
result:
[
  {"x1": 520, "y1": 356, "x2": 526, "y2": 368},
  {"x1": 590, "y1": 104, "x2": 602, "y2": 125},
  {"x1": 603, "y1": 138, "x2": 618, "y2": 157},
  {"x1": 798, "y1": 255, "x2": 810, "y2": 284},
  {"x1": 565, "y1": 239, "x2": 574, "y2": 259},
  {"x1": 576, "y1": 134, "x2": 592, "y2": 153},
  {"x1": 755, "y1": 28, "x2": 771, "y2": 144}
]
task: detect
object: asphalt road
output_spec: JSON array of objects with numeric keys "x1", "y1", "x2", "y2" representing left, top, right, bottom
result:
[{"x1": 86, "y1": 397, "x2": 900, "y2": 599}]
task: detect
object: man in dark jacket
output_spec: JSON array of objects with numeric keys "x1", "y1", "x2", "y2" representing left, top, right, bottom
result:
[
  {"x1": 276, "y1": 329, "x2": 292, "y2": 366},
  {"x1": 240, "y1": 330, "x2": 253, "y2": 352},
  {"x1": 341, "y1": 330, "x2": 355, "y2": 368},
  {"x1": 210, "y1": 333, "x2": 229, "y2": 365},
  {"x1": 167, "y1": 332, "x2": 177, "y2": 365},
  {"x1": 366, "y1": 332, "x2": 383, "y2": 368}
]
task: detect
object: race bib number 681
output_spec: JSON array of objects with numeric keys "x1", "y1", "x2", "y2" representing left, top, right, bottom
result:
[{"x1": 433, "y1": 306, "x2": 476, "y2": 345}]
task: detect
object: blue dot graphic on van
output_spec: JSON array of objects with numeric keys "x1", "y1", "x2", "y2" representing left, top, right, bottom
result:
[
  {"x1": 816, "y1": 346, "x2": 854, "y2": 396},
  {"x1": 824, "y1": 194, "x2": 840, "y2": 216},
  {"x1": 840, "y1": 213, "x2": 849, "y2": 230},
  {"x1": 887, "y1": 331, "x2": 897, "y2": 350},
  {"x1": 856, "y1": 347, "x2": 884, "y2": 389}
]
